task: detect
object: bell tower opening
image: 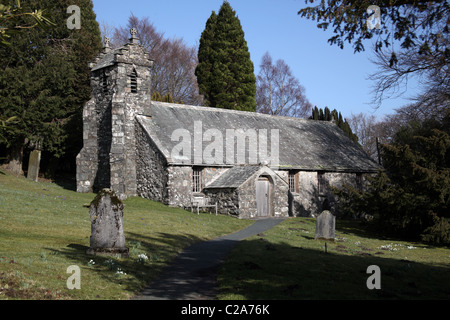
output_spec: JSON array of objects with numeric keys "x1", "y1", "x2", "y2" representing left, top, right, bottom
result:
[{"x1": 130, "y1": 68, "x2": 138, "y2": 93}]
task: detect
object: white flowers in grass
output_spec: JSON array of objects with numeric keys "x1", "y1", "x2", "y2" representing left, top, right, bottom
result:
[
  {"x1": 86, "y1": 252, "x2": 153, "y2": 278},
  {"x1": 115, "y1": 268, "x2": 126, "y2": 276},
  {"x1": 379, "y1": 243, "x2": 417, "y2": 251},
  {"x1": 137, "y1": 253, "x2": 149, "y2": 264}
]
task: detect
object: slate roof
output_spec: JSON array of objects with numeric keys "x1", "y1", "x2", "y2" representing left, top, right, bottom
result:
[
  {"x1": 205, "y1": 166, "x2": 261, "y2": 189},
  {"x1": 91, "y1": 48, "x2": 122, "y2": 71},
  {"x1": 136, "y1": 101, "x2": 381, "y2": 173}
]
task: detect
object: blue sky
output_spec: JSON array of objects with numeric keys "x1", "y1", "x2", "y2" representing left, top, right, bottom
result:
[{"x1": 91, "y1": 0, "x2": 418, "y2": 120}]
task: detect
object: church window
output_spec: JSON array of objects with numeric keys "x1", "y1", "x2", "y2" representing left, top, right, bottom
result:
[
  {"x1": 318, "y1": 172, "x2": 326, "y2": 195},
  {"x1": 288, "y1": 171, "x2": 299, "y2": 193},
  {"x1": 193, "y1": 167, "x2": 202, "y2": 193}
]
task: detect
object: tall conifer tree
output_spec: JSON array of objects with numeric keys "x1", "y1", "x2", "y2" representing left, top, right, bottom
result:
[
  {"x1": 196, "y1": 1, "x2": 256, "y2": 111},
  {"x1": 195, "y1": 11, "x2": 217, "y2": 107},
  {"x1": 0, "y1": 0, "x2": 102, "y2": 175}
]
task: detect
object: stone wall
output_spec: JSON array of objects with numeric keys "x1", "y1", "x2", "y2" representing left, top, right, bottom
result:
[
  {"x1": 166, "y1": 166, "x2": 228, "y2": 208},
  {"x1": 286, "y1": 170, "x2": 361, "y2": 217},
  {"x1": 109, "y1": 45, "x2": 152, "y2": 199},
  {"x1": 76, "y1": 96, "x2": 98, "y2": 193},
  {"x1": 167, "y1": 166, "x2": 192, "y2": 207},
  {"x1": 136, "y1": 119, "x2": 169, "y2": 203},
  {"x1": 203, "y1": 188, "x2": 240, "y2": 216},
  {"x1": 76, "y1": 65, "x2": 115, "y2": 193}
]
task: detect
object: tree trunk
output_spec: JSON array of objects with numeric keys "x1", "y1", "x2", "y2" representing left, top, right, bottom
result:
[{"x1": 7, "y1": 142, "x2": 24, "y2": 176}]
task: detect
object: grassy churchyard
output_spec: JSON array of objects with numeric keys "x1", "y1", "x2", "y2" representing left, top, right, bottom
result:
[
  {"x1": 0, "y1": 171, "x2": 252, "y2": 299},
  {"x1": 218, "y1": 218, "x2": 450, "y2": 300},
  {"x1": 0, "y1": 171, "x2": 449, "y2": 300}
]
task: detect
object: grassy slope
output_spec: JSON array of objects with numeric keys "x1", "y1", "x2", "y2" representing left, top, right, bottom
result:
[
  {"x1": 218, "y1": 217, "x2": 450, "y2": 299},
  {"x1": 2, "y1": 171, "x2": 449, "y2": 300},
  {"x1": 0, "y1": 171, "x2": 252, "y2": 300}
]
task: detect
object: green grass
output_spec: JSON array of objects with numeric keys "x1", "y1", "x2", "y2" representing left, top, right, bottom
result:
[
  {"x1": 217, "y1": 217, "x2": 450, "y2": 300},
  {"x1": 0, "y1": 171, "x2": 252, "y2": 300},
  {"x1": 2, "y1": 171, "x2": 449, "y2": 300}
]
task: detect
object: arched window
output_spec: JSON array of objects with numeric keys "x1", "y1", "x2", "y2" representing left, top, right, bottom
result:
[{"x1": 130, "y1": 68, "x2": 137, "y2": 93}]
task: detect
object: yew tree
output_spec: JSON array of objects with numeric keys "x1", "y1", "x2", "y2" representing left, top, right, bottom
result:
[{"x1": 196, "y1": 1, "x2": 256, "y2": 111}]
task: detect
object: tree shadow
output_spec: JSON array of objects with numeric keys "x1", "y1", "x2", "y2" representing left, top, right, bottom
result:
[
  {"x1": 45, "y1": 231, "x2": 207, "y2": 297},
  {"x1": 218, "y1": 238, "x2": 450, "y2": 300}
]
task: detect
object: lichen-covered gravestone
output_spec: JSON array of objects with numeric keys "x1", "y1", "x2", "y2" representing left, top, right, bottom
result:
[
  {"x1": 86, "y1": 189, "x2": 129, "y2": 257},
  {"x1": 315, "y1": 210, "x2": 335, "y2": 240},
  {"x1": 27, "y1": 150, "x2": 41, "y2": 182}
]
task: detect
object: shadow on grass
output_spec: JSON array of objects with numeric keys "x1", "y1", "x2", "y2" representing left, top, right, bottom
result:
[
  {"x1": 52, "y1": 174, "x2": 77, "y2": 191},
  {"x1": 45, "y1": 231, "x2": 206, "y2": 297},
  {"x1": 217, "y1": 238, "x2": 450, "y2": 300}
]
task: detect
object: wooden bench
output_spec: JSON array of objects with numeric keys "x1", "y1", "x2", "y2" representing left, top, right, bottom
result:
[{"x1": 190, "y1": 196, "x2": 218, "y2": 215}]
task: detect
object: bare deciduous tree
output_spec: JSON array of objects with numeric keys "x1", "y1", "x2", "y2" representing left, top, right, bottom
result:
[
  {"x1": 98, "y1": 20, "x2": 116, "y2": 43},
  {"x1": 348, "y1": 112, "x2": 379, "y2": 160},
  {"x1": 369, "y1": 36, "x2": 449, "y2": 110},
  {"x1": 256, "y1": 52, "x2": 311, "y2": 118},
  {"x1": 110, "y1": 14, "x2": 203, "y2": 105}
]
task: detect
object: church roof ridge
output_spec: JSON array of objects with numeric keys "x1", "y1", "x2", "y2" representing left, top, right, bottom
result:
[{"x1": 150, "y1": 100, "x2": 320, "y2": 124}]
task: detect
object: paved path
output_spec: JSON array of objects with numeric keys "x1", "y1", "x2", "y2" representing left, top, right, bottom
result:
[{"x1": 132, "y1": 217, "x2": 285, "y2": 300}]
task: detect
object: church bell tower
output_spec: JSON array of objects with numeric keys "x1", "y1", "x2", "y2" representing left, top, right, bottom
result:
[{"x1": 76, "y1": 29, "x2": 154, "y2": 199}]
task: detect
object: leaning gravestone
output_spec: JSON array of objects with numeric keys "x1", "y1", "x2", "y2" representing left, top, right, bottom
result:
[
  {"x1": 86, "y1": 188, "x2": 129, "y2": 257},
  {"x1": 315, "y1": 210, "x2": 335, "y2": 241},
  {"x1": 27, "y1": 150, "x2": 41, "y2": 182}
]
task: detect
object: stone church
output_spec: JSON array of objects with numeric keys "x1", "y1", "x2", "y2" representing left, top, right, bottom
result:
[{"x1": 76, "y1": 30, "x2": 380, "y2": 219}]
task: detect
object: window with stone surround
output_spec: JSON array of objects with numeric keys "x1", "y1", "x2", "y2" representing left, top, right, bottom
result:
[
  {"x1": 193, "y1": 167, "x2": 202, "y2": 193},
  {"x1": 288, "y1": 170, "x2": 299, "y2": 193},
  {"x1": 318, "y1": 171, "x2": 326, "y2": 195}
]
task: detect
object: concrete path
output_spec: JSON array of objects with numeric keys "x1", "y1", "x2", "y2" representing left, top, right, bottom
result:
[{"x1": 132, "y1": 217, "x2": 285, "y2": 300}]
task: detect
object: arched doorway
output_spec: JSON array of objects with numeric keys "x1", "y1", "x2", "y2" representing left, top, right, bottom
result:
[{"x1": 256, "y1": 175, "x2": 273, "y2": 217}]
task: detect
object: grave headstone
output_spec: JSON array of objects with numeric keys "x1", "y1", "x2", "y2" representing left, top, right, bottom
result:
[
  {"x1": 87, "y1": 188, "x2": 129, "y2": 257},
  {"x1": 315, "y1": 210, "x2": 335, "y2": 240},
  {"x1": 27, "y1": 150, "x2": 41, "y2": 182}
]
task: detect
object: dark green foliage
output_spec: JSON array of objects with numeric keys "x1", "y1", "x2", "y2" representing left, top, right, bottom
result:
[
  {"x1": 0, "y1": 0, "x2": 102, "y2": 173},
  {"x1": 195, "y1": 1, "x2": 256, "y2": 111},
  {"x1": 0, "y1": 0, "x2": 55, "y2": 46},
  {"x1": 195, "y1": 10, "x2": 217, "y2": 107},
  {"x1": 333, "y1": 115, "x2": 450, "y2": 245},
  {"x1": 311, "y1": 106, "x2": 319, "y2": 120},
  {"x1": 298, "y1": 1, "x2": 449, "y2": 55},
  {"x1": 310, "y1": 106, "x2": 358, "y2": 143}
]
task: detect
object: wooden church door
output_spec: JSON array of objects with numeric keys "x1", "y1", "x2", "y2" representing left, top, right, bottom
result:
[{"x1": 256, "y1": 176, "x2": 271, "y2": 217}]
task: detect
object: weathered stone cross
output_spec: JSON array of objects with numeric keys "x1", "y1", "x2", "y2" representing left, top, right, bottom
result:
[{"x1": 130, "y1": 28, "x2": 137, "y2": 38}]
